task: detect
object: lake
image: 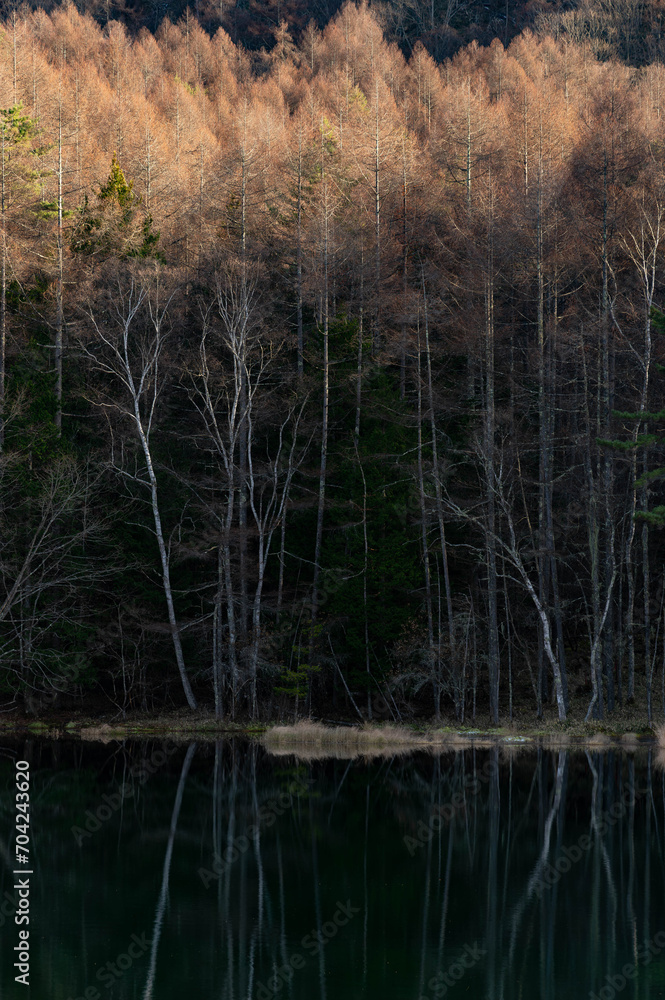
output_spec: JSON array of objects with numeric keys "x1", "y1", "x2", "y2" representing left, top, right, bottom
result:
[{"x1": 2, "y1": 740, "x2": 664, "y2": 999}]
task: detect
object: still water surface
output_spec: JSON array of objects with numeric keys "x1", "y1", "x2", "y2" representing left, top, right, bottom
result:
[{"x1": 1, "y1": 740, "x2": 664, "y2": 999}]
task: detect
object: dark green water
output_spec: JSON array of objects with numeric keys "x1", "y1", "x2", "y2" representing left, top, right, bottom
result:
[{"x1": 1, "y1": 741, "x2": 664, "y2": 1000}]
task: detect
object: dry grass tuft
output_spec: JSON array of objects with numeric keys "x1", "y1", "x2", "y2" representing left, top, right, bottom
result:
[
  {"x1": 79, "y1": 724, "x2": 123, "y2": 743},
  {"x1": 262, "y1": 720, "x2": 434, "y2": 751},
  {"x1": 587, "y1": 732, "x2": 611, "y2": 747},
  {"x1": 261, "y1": 721, "x2": 437, "y2": 760}
]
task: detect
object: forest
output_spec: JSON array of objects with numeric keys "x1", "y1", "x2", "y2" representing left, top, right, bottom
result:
[
  {"x1": 7, "y1": 0, "x2": 665, "y2": 68},
  {"x1": 2, "y1": 0, "x2": 665, "y2": 725}
]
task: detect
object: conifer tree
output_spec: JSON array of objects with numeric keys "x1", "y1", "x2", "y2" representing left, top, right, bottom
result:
[{"x1": 72, "y1": 152, "x2": 163, "y2": 261}]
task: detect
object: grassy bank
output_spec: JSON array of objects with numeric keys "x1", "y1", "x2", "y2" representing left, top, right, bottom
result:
[
  {"x1": 260, "y1": 719, "x2": 661, "y2": 757},
  {"x1": 0, "y1": 708, "x2": 662, "y2": 750}
]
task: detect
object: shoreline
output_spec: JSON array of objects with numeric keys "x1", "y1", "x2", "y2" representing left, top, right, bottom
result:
[{"x1": 0, "y1": 711, "x2": 660, "y2": 749}]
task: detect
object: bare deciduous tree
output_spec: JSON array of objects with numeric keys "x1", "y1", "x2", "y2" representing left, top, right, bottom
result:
[{"x1": 80, "y1": 265, "x2": 198, "y2": 710}]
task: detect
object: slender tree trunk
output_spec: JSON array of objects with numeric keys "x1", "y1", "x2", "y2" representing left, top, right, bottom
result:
[
  {"x1": 581, "y1": 324, "x2": 603, "y2": 719},
  {"x1": 145, "y1": 118, "x2": 152, "y2": 211},
  {"x1": 247, "y1": 429, "x2": 301, "y2": 720},
  {"x1": 625, "y1": 456, "x2": 638, "y2": 702},
  {"x1": 547, "y1": 275, "x2": 568, "y2": 707},
  {"x1": 238, "y1": 365, "x2": 249, "y2": 642},
  {"x1": 276, "y1": 503, "x2": 287, "y2": 623},
  {"x1": 296, "y1": 119, "x2": 304, "y2": 380},
  {"x1": 236, "y1": 133, "x2": 250, "y2": 645},
  {"x1": 400, "y1": 134, "x2": 408, "y2": 398},
  {"x1": 55, "y1": 95, "x2": 64, "y2": 437},
  {"x1": 213, "y1": 544, "x2": 224, "y2": 718},
  {"x1": 222, "y1": 539, "x2": 238, "y2": 717},
  {"x1": 249, "y1": 537, "x2": 264, "y2": 720},
  {"x1": 416, "y1": 324, "x2": 435, "y2": 709},
  {"x1": 536, "y1": 142, "x2": 549, "y2": 710},
  {"x1": 135, "y1": 411, "x2": 197, "y2": 710},
  {"x1": 356, "y1": 448, "x2": 372, "y2": 718},
  {"x1": 503, "y1": 555, "x2": 513, "y2": 720},
  {"x1": 484, "y1": 180, "x2": 500, "y2": 725},
  {"x1": 601, "y1": 151, "x2": 615, "y2": 711},
  {"x1": 12, "y1": 13, "x2": 17, "y2": 107},
  {"x1": 422, "y1": 276, "x2": 455, "y2": 658},
  {"x1": 643, "y1": 489, "x2": 651, "y2": 721},
  {"x1": 466, "y1": 79, "x2": 471, "y2": 215},
  {"x1": 0, "y1": 125, "x2": 6, "y2": 454},
  {"x1": 309, "y1": 126, "x2": 330, "y2": 699},
  {"x1": 500, "y1": 499, "x2": 567, "y2": 720},
  {"x1": 374, "y1": 80, "x2": 380, "y2": 351},
  {"x1": 355, "y1": 245, "x2": 364, "y2": 444}
]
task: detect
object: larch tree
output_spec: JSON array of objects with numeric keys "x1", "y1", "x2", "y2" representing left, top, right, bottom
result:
[{"x1": 0, "y1": 103, "x2": 41, "y2": 452}]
